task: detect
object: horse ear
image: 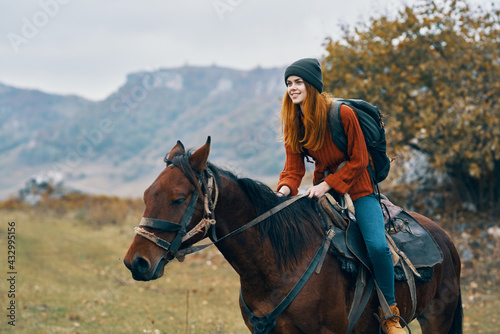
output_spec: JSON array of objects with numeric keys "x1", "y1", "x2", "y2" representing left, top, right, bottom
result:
[
  {"x1": 164, "y1": 140, "x2": 185, "y2": 165},
  {"x1": 189, "y1": 136, "x2": 211, "y2": 173}
]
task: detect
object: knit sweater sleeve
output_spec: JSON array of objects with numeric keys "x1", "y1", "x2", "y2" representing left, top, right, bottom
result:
[
  {"x1": 324, "y1": 104, "x2": 370, "y2": 195},
  {"x1": 276, "y1": 143, "x2": 305, "y2": 196}
]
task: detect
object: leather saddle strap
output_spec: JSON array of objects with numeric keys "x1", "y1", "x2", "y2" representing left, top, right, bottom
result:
[
  {"x1": 383, "y1": 231, "x2": 418, "y2": 323},
  {"x1": 402, "y1": 260, "x2": 417, "y2": 322},
  {"x1": 346, "y1": 266, "x2": 374, "y2": 334},
  {"x1": 374, "y1": 280, "x2": 394, "y2": 322},
  {"x1": 314, "y1": 228, "x2": 336, "y2": 274},
  {"x1": 385, "y1": 231, "x2": 420, "y2": 277}
]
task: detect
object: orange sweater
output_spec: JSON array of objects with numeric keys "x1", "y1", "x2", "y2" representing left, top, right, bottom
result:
[{"x1": 277, "y1": 104, "x2": 374, "y2": 201}]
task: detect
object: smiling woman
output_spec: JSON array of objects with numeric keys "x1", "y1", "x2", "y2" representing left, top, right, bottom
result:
[
  {"x1": 286, "y1": 76, "x2": 307, "y2": 104},
  {"x1": 276, "y1": 57, "x2": 413, "y2": 333}
]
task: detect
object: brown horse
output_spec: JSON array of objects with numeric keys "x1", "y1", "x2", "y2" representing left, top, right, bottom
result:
[{"x1": 124, "y1": 138, "x2": 462, "y2": 334}]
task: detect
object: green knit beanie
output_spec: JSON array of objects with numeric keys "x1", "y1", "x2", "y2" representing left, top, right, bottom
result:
[{"x1": 284, "y1": 58, "x2": 323, "y2": 93}]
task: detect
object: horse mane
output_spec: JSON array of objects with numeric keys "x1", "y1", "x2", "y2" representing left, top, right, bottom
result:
[{"x1": 233, "y1": 175, "x2": 324, "y2": 269}]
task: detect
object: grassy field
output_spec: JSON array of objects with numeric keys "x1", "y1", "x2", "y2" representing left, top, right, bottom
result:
[{"x1": 0, "y1": 206, "x2": 499, "y2": 333}]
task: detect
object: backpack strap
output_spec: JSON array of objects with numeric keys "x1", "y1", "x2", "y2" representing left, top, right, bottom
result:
[
  {"x1": 328, "y1": 100, "x2": 348, "y2": 154},
  {"x1": 328, "y1": 99, "x2": 380, "y2": 193}
]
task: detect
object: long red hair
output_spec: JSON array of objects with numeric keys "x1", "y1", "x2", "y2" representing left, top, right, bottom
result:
[{"x1": 280, "y1": 81, "x2": 332, "y2": 154}]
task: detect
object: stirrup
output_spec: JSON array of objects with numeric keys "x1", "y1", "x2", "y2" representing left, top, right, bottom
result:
[
  {"x1": 376, "y1": 314, "x2": 410, "y2": 334},
  {"x1": 373, "y1": 280, "x2": 411, "y2": 334}
]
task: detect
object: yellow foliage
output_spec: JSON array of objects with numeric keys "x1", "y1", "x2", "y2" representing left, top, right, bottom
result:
[{"x1": 322, "y1": 0, "x2": 500, "y2": 208}]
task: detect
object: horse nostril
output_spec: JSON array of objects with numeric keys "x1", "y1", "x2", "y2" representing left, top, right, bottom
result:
[{"x1": 132, "y1": 256, "x2": 151, "y2": 275}]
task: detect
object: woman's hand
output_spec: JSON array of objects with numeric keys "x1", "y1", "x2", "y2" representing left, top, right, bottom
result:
[
  {"x1": 276, "y1": 186, "x2": 291, "y2": 197},
  {"x1": 306, "y1": 181, "x2": 331, "y2": 198}
]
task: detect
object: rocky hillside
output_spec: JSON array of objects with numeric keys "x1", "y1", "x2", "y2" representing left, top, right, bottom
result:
[{"x1": 0, "y1": 65, "x2": 288, "y2": 198}]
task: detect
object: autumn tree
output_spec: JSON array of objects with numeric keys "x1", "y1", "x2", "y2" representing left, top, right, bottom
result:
[{"x1": 323, "y1": 0, "x2": 499, "y2": 210}]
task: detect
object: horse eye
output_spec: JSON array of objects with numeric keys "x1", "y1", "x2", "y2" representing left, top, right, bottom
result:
[{"x1": 171, "y1": 198, "x2": 186, "y2": 205}]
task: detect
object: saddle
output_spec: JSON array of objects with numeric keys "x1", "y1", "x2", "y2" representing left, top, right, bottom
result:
[
  {"x1": 317, "y1": 193, "x2": 443, "y2": 282},
  {"x1": 317, "y1": 193, "x2": 444, "y2": 332}
]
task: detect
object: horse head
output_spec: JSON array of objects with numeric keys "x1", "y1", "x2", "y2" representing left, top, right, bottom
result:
[{"x1": 124, "y1": 137, "x2": 215, "y2": 281}]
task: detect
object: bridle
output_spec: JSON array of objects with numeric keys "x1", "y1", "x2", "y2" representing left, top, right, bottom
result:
[
  {"x1": 134, "y1": 162, "x2": 307, "y2": 262},
  {"x1": 133, "y1": 166, "x2": 219, "y2": 262},
  {"x1": 132, "y1": 162, "x2": 339, "y2": 334}
]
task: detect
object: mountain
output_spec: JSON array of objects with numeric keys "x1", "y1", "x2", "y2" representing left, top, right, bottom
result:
[{"x1": 0, "y1": 65, "x2": 289, "y2": 199}]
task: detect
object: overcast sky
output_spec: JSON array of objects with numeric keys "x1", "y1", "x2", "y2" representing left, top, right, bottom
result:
[{"x1": 0, "y1": 0, "x2": 492, "y2": 101}]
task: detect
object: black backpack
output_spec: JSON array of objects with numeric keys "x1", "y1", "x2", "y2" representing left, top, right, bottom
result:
[{"x1": 328, "y1": 99, "x2": 391, "y2": 184}]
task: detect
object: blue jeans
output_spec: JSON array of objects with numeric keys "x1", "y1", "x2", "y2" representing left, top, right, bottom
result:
[{"x1": 353, "y1": 194, "x2": 396, "y2": 305}]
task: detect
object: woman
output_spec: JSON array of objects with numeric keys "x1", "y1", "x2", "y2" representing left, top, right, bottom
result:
[{"x1": 276, "y1": 58, "x2": 404, "y2": 334}]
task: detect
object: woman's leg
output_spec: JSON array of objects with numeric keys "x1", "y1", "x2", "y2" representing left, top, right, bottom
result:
[{"x1": 353, "y1": 194, "x2": 396, "y2": 305}]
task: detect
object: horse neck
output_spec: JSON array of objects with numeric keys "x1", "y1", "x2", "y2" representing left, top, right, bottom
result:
[
  {"x1": 209, "y1": 178, "x2": 274, "y2": 281},
  {"x1": 210, "y1": 176, "x2": 322, "y2": 289}
]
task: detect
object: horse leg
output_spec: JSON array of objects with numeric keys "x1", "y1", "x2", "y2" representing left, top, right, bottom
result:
[
  {"x1": 417, "y1": 286, "x2": 462, "y2": 334},
  {"x1": 416, "y1": 231, "x2": 462, "y2": 333},
  {"x1": 396, "y1": 213, "x2": 463, "y2": 334}
]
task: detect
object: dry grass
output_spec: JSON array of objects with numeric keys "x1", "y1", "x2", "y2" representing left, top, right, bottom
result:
[
  {"x1": 0, "y1": 195, "x2": 499, "y2": 333},
  {"x1": 0, "y1": 207, "x2": 246, "y2": 333}
]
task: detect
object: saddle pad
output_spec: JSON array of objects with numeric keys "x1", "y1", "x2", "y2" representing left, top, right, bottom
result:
[
  {"x1": 329, "y1": 207, "x2": 443, "y2": 281},
  {"x1": 386, "y1": 210, "x2": 443, "y2": 268}
]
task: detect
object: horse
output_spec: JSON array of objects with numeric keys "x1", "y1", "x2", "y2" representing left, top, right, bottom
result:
[{"x1": 124, "y1": 137, "x2": 462, "y2": 334}]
